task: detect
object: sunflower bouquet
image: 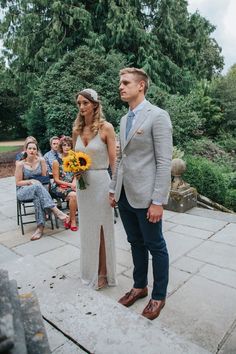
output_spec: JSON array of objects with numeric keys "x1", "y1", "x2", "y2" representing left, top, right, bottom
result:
[{"x1": 63, "y1": 150, "x2": 92, "y2": 190}]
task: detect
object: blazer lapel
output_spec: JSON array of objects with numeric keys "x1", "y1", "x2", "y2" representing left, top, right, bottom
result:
[{"x1": 124, "y1": 103, "x2": 151, "y2": 148}]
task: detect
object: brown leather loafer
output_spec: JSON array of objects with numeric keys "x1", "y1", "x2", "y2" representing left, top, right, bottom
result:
[
  {"x1": 118, "y1": 287, "x2": 148, "y2": 307},
  {"x1": 142, "y1": 299, "x2": 165, "y2": 320}
]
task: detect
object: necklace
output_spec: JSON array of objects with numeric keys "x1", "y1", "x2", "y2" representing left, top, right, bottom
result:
[{"x1": 25, "y1": 158, "x2": 35, "y2": 168}]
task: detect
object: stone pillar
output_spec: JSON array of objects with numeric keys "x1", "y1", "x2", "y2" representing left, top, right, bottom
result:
[{"x1": 165, "y1": 158, "x2": 197, "y2": 213}]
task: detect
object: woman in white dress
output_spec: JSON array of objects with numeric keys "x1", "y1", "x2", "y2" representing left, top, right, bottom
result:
[{"x1": 72, "y1": 89, "x2": 117, "y2": 290}]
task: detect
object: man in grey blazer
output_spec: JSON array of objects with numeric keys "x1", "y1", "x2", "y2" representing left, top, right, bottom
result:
[{"x1": 109, "y1": 67, "x2": 173, "y2": 320}]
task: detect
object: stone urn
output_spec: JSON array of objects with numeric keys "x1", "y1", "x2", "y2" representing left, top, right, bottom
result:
[
  {"x1": 171, "y1": 158, "x2": 189, "y2": 190},
  {"x1": 165, "y1": 158, "x2": 197, "y2": 213}
]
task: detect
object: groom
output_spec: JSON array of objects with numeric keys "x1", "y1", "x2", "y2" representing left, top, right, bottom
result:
[{"x1": 109, "y1": 67, "x2": 173, "y2": 320}]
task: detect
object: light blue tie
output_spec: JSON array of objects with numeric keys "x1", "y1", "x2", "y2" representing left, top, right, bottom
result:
[{"x1": 126, "y1": 111, "x2": 135, "y2": 139}]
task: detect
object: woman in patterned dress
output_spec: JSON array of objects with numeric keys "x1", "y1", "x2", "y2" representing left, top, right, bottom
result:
[{"x1": 51, "y1": 136, "x2": 78, "y2": 231}]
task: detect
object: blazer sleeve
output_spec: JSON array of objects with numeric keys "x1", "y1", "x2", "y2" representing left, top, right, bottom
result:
[{"x1": 151, "y1": 110, "x2": 173, "y2": 204}]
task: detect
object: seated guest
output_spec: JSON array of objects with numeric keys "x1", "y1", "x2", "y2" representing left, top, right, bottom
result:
[
  {"x1": 16, "y1": 136, "x2": 38, "y2": 163},
  {"x1": 51, "y1": 136, "x2": 78, "y2": 231},
  {"x1": 43, "y1": 136, "x2": 60, "y2": 174},
  {"x1": 15, "y1": 141, "x2": 69, "y2": 241}
]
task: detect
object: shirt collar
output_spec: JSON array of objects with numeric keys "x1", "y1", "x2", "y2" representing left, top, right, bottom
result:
[{"x1": 129, "y1": 99, "x2": 147, "y2": 116}]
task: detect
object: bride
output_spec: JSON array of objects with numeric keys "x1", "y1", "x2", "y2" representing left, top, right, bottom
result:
[{"x1": 72, "y1": 88, "x2": 117, "y2": 290}]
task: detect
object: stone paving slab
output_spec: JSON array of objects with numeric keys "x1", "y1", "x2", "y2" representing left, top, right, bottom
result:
[
  {"x1": 167, "y1": 213, "x2": 228, "y2": 232},
  {"x1": 159, "y1": 275, "x2": 236, "y2": 353},
  {"x1": 44, "y1": 321, "x2": 68, "y2": 352},
  {"x1": 116, "y1": 247, "x2": 134, "y2": 268},
  {"x1": 39, "y1": 281, "x2": 210, "y2": 354},
  {"x1": 1, "y1": 177, "x2": 236, "y2": 353},
  {"x1": 218, "y1": 327, "x2": 236, "y2": 354},
  {"x1": 165, "y1": 230, "x2": 203, "y2": 263},
  {"x1": 0, "y1": 215, "x2": 19, "y2": 233},
  {"x1": 57, "y1": 259, "x2": 81, "y2": 280},
  {"x1": 170, "y1": 224, "x2": 214, "y2": 240},
  {"x1": 0, "y1": 200, "x2": 17, "y2": 218},
  {"x1": 12, "y1": 236, "x2": 66, "y2": 256},
  {"x1": 0, "y1": 229, "x2": 32, "y2": 248},
  {"x1": 53, "y1": 229, "x2": 81, "y2": 247},
  {"x1": 172, "y1": 256, "x2": 205, "y2": 274},
  {"x1": 0, "y1": 244, "x2": 20, "y2": 264},
  {"x1": 211, "y1": 223, "x2": 236, "y2": 246},
  {"x1": 198, "y1": 264, "x2": 236, "y2": 289},
  {"x1": 123, "y1": 262, "x2": 192, "y2": 296},
  {"x1": 188, "y1": 207, "x2": 236, "y2": 223},
  {"x1": 52, "y1": 340, "x2": 86, "y2": 354},
  {"x1": 188, "y1": 240, "x2": 236, "y2": 271},
  {"x1": 1, "y1": 256, "x2": 210, "y2": 353},
  {"x1": 36, "y1": 244, "x2": 80, "y2": 269}
]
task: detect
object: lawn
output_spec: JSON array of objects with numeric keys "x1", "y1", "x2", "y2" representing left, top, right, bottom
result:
[{"x1": 0, "y1": 146, "x2": 21, "y2": 153}]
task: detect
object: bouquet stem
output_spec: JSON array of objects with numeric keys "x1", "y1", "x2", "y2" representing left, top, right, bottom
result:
[{"x1": 78, "y1": 176, "x2": 86, "y2": 190}]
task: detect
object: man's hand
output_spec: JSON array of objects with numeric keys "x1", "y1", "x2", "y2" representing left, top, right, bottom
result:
[
  {"x1": 147, "y1": 204, "x2": 163, "y2": 223},
  {"x1": 109, "y1": 192, "x2": 116, "y2": 208}
]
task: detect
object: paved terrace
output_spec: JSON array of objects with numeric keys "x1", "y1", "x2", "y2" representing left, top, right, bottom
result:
[{"x1": 0, "y1": 176, "x2": 236, "y2": 353}]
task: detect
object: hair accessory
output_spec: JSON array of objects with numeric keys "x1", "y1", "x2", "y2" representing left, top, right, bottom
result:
[{"x1": 79, "y1": 89, "x2": 99, "y2": 103}]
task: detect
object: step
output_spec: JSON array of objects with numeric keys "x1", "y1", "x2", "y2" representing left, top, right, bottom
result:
[
  {"x1": 2, "y1": 257, "x2": 210, "y2": 354},
  {"x1": 20, "y1": 292, "x2": 51, "y2": 354},
  {"x1": 9, "y1": 279, "x2": 27, "y2": 354},
  {"x1": 0, "y1": 269, "x2": 14, "y2": 350}
]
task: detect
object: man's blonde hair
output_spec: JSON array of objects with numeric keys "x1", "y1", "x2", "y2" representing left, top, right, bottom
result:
[{"x1": 119, "y1": 67, "x2": 150, "y2": 94}]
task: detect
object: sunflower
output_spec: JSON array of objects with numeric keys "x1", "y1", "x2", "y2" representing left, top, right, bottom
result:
[
  {"x1": 75, "y1": 152, "x2": 92, "y2": 171},
  {"x1": 63, "y1": 156, "x2": 72, "y2": 172}
]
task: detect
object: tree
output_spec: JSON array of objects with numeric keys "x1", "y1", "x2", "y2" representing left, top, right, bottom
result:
[
  {"x1": 0, "y1": 0, "x2": 224, "y2": 95},
  {"x1": 24, "y1": 46, "x2": 127, "y2": 150},
  {"x1": 211, "y1": 64, "x2": 236, "y2": 135},
  {"x1": 0, "y1": 61, "x2": 24, "y2": 139}
]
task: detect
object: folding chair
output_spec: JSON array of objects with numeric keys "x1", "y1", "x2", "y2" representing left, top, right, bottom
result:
[{"x1": 17, "y1": 198, "x2": 55, "y2": 235}]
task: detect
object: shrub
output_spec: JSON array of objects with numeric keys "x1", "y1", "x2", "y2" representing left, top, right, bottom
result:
[
  {"x1": 225, "y1": 189, "x2": 236, "y2": 211},
  {"x1": 183, "y1": 137, "x2": 235, "y2": 172},
  {"x1": 183, "y1": 156, "x2": 227, "y2": 205}
]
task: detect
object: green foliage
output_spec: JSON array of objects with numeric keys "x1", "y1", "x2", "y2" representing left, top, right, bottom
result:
[
  {"x1": 211, "y1": 64, "x2": 236, "y2": 135},
  {"x1": 0, "y1": 146, "x2": 20, "y2": 153},
  {"x1": 183, "y1": 156, "x2": 227, "y2": 205},
  {"x1": 172, "y1": 146, "x2": 184, "y2": 159},
  {"x1": 24, "y1": 46, "x2": 127, "y2": 149},
  {"x1": 183, "y1": 137, "x2": 234, "y2": 170},
  {"x1": 0, "y1": 62, "x2": 25, "y2": 140},
  {"x1": 225, "y1": 189, "x2": 236, "y2": 211},
  {"x1": 0, "y1": 0, "x2": 224, "y2": 97},
  {"x1": 216, "y1": 132, "x2": 236, "y2": 154},
  {"x1": 189, "y1": 81, "x2": 224, "y2": 136},
  {"x1": 157, "y1": 92, "x2": 204, "y2": 145}
]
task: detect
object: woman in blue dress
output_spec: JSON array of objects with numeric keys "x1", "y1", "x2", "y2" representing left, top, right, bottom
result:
[{"x1": 15, "y1": 141, "x2": 69, "y2": 240}]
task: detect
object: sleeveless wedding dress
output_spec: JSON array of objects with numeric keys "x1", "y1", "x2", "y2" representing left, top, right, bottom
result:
[{"x1": 75, "y1": 133, "x2": 117, "y2": 289}]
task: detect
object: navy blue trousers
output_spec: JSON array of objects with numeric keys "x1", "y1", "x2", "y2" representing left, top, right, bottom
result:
[{"x1": 118, "y1": 188, "x2": 169, "y2": 300}]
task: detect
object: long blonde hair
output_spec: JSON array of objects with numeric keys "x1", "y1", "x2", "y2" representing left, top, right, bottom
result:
[{"x1": 73, "y1": 90, "x2": 105, "y2": 136}]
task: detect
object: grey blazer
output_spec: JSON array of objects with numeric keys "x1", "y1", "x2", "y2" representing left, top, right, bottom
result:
[{"x1": 110, "y1": 101, "x2": 173, "y2": 208}]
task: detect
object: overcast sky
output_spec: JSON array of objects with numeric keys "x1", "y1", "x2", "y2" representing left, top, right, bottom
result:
[
  {"x1": 188, "y1": 0, "x2": 236, "y2": 74},
  {"x1": 1, "y1": 2, "x2": 235, "y2": 75}
]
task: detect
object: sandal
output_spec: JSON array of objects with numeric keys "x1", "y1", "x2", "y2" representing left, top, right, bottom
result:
[
  {"x1": 97, "y1": 275, "x2": 108, "y2": 290},
  {"x1": 31, "y1": 227, "x2": 43, "y2": 241},
  {"x1": 64, "y1": 220, "x2": 71, "y2": 229},
  {"x1": 70, "y1": 224, "x2": 78, "y2": 231},
  {"x1": 52, "y1": 207, "x2": 69, "y2": 222}
]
